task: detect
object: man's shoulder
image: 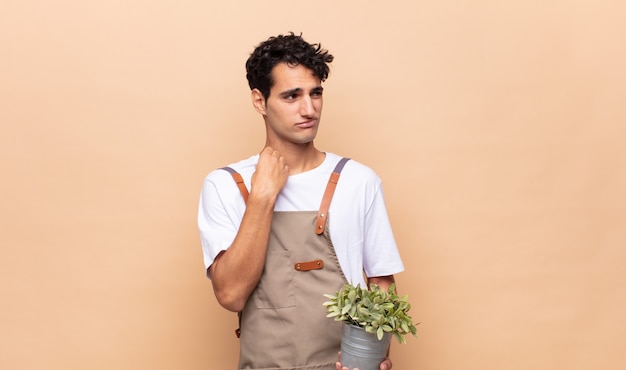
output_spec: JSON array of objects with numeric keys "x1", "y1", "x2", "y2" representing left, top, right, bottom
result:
[
  {"x1": 223, "y1": 154, "x2": 259, "y2": 172},
  {"x1": 205, "y1": 154, "x2": 258, "y2": 180},
  {"x1": 335, "y1": 155, "x2": 379, "y2": 180},
  {"x1": 324, "y1": 153, "x2": 381, "y2": 190},
  {"x1": 205, "y1": 154, "x2": 259, "y2": 187}
]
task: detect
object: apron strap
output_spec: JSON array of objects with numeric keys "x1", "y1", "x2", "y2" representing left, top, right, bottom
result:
[
  {"x1": 221, "y1": 158, "x2": 351, "y2": 235},
  {"x1": 220, "y1": 167, "x2": 249, "y2": 204},
  {"x1": 315, "y1": 157, "x2": 351, "y2": 235}
]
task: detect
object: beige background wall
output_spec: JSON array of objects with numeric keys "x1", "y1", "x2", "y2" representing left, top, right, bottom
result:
[{"x1": 1, "y1": 1, "x2": 624, "y2": 369}]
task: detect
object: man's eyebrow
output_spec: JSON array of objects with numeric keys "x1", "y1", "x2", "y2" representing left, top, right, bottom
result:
[
  {"x1": 279, "y1": 88, "x2": 302, "y2": 97},
  {"x1": 279, "y1": 86, "x2": 324, "y2": 97}
]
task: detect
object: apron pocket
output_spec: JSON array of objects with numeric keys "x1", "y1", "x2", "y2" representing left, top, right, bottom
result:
[{"x1": 253, "y1": 251, "x2": 295, "y2": 309}]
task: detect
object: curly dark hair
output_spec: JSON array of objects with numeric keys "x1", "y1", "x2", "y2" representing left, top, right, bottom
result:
[{"x1": 246, "y1": 32, "x2": 334, "y2": 100}]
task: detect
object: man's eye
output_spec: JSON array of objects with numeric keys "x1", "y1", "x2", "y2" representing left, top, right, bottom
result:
[{"x1": 311, "y1": 90, "x2": 323, "y2": 97}]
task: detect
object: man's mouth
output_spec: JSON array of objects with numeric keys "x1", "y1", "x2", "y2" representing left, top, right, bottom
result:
[{"x1": 296, "y1": 119, "x2": 317, "y2": 128}]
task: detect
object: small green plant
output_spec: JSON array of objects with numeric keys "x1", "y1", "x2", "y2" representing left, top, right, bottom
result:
[{"x1": 323, "y1": 283, "x2": 418, "y2": 344}]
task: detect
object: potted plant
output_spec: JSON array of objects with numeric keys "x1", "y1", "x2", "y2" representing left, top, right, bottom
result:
[{"x1": 323, "y1": 283, "x2": 418, "y2": 370}]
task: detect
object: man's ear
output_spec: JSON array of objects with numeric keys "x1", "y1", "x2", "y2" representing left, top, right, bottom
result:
[{"x1": 251, "y1": 89, "x2": 267, "y2": 116}]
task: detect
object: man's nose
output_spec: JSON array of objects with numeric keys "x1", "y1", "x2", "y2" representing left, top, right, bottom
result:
[{"x1": 300, "y1": 96, "x2": 314, "y2": 117}]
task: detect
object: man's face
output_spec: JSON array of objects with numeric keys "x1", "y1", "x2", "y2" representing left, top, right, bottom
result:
[{"x1": 259, "y1": 62, "x2": 324, "y2": 147}]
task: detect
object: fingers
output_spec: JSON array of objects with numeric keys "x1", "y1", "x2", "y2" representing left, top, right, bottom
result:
[
  {"x1": 261, "y1": 146, "x2": 280, "y2": 159},
  {"x1": 337, "y1": 350, "x2": 391, "y2": 370},
  {"x1": 380, "y1": 356, "x2": 392, "y2": 370},
  {"x1": 259, "y1": 147, "x2": 289, "y2": 174},
  {"x1": 251, "y1": 147, "x2": 289, "y2": 199}
]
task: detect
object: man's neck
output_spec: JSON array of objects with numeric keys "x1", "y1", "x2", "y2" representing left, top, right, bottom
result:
[{"x1": 263, "y1": 142, "x2": 325, "y2": 175}]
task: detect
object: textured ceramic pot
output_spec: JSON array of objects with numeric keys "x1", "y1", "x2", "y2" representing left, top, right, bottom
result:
[{"x1": 340, "y1": 324, "x2": 392, "y2": 370}]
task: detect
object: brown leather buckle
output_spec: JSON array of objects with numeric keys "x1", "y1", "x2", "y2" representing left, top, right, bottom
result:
[{"x1": 294, "y1": 259, "x2": 324, "y2": 271}]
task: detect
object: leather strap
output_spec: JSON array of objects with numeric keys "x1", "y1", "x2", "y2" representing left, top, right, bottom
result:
[
  {"x1": 315, "y1": 158, "x2": 351, "y2": 234},
  {"x1": 220, "y1": 167, "x2": 249, "y2": 204},
  {"x1": 294, "y1": 259, "x2": 324, "y2": 271}
]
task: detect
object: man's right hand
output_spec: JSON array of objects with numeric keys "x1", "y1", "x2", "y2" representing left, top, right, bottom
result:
[{"x1": 251, "y1": 146, "x2": 289, "y2": 200}]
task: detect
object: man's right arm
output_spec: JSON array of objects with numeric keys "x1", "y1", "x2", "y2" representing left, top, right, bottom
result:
[{"x1": 208, "y1": 147, "x2": 288, "y2": 312}]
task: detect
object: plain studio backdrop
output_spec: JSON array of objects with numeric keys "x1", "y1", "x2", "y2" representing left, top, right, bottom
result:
[{"x1": 1, "y1": 1, "x2": 625, "y2": 369}]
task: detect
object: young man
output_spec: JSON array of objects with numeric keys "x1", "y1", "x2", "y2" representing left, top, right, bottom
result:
[{"x1": 198, "y1": 33, "x2": 404, "y2": 370}]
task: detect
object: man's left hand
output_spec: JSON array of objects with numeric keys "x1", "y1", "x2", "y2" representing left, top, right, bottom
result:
[{"x1": 335, "y1": 352, "x2": 392, "y2": 370}]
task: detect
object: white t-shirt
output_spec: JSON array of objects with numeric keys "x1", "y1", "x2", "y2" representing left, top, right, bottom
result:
[{"x1": 198, "y1": 152, "x2": 404, "y2": 286}]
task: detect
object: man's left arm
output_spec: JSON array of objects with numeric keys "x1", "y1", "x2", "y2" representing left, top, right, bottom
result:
[
  {"x1": 367, "y1": 275, "x2": 395, "y2": 291},
  {"x1": 369, "y1": 274, "x2": 396, "y2": 370}
]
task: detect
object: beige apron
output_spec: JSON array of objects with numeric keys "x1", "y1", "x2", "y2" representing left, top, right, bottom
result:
[{"x1": 222, "y1": 158, "x2": 351, "y2": 370}]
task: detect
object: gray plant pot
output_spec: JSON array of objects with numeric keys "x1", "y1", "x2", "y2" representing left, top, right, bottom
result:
[{"x1": 340, "y1": 324, "x2": 392, "y2": 370}]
